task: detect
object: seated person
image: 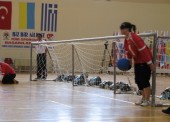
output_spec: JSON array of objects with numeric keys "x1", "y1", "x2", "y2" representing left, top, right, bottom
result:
[{"x1": 0, "y1": 62, "x2": 19, "y2": 84}]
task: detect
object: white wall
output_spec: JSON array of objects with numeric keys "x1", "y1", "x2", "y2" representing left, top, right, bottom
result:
[{"x1": 0, "y1": 0, "x2": 170, "y2": 66}]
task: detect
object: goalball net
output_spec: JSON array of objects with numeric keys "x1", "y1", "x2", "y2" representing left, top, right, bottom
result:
[{"x1": 30, "y1": 33, "x2": 170, "y2": 106}]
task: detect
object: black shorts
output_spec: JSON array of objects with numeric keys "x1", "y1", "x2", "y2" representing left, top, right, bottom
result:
[
  {"x1": 134, "y1": 63, "x2": 151, "y2": 90},
  {"x1": 2, "y1": 74, "x2": 16, "y2": 84}
]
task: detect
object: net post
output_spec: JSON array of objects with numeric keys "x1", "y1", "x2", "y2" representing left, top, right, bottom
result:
[
  {"x1": 30, "y1": 43, "x2": 33, "y2": 81},
  {"x1": 151, "y1": 33, "x2": 158, "y2": 107},
  {"x1": 113, "y1": 42, "x2": 117, "y2": 94},
  {"x1": 74, "y1": 46, "x2": 88, "y2": 85},
  {"x1": 72, "y1": 44, "x2": 75, "y2": 86}
]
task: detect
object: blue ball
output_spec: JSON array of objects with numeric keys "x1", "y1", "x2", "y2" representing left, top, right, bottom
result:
[{"x1": 117, "y1": 58, "x2": 130, "y2": 71}]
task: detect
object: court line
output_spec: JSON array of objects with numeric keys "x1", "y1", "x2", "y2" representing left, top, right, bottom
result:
[
  {"x1": 18, "y1": 100, "x2": 72, "y2": 109},
  {"x1": 63, "y1": 88, "x2": 135, "y2": 105},
  {"x1": 17, "y1": 106, "x2": 135, "y2": 110},
  {"x1": 48, "y1": 100, "x2": 72, "y2": 108}
]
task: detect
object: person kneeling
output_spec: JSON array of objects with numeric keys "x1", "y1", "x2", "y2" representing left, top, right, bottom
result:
[{"x1": 0, "y1": 62, "x2": 19, "y2": 84}]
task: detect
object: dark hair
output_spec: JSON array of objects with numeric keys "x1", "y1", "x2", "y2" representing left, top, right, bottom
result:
[
  {"x1": 120, "y1": 22, "x2": 136, "y2": 33},
  {"x1": 37, "y1": 33, "x2": 42, "y2": 38}
]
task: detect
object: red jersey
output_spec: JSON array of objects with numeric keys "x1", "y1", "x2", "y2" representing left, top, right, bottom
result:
[
  {"x1": 0, "y1": 62, "x2": 16, "y2": 76},
  {"x1": 124, "y1": 33, "x2": 152, "y2": 64}
]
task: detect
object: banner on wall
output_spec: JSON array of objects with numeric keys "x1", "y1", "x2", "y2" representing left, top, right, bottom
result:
[
  {"x1": 1, "y1": 31, "x2": 54, "y2": 48},
  {"x1": 0, "y1": 1, "x2": 58, "y2": 48}
]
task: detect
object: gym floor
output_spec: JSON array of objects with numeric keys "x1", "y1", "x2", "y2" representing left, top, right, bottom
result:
[{"x1": 0, "y1": 74, "x2": 169, "y2": 122}]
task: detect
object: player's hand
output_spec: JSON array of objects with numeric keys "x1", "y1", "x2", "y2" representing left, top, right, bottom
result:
[{"x1": 149, "y1": 63, "x2": 156, "y2": 72}]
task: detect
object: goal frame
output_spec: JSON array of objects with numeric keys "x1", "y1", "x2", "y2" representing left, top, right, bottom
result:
[{"x1": 30, "y1": 33, "x2": 158, "y2": 106}]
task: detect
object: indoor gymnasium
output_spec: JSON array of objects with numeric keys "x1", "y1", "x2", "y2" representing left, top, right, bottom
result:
[{"x1": 0, "y1": 0, "x2": 170, "y2": 121}]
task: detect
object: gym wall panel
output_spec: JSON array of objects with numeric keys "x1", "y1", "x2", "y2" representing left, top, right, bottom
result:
[{"x1": 0, "y1": 0, "x2": 170, "y2": 66}]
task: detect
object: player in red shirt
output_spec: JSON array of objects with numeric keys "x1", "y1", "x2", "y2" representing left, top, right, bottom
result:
[
  {"x1": 0, "y1": 62, "x2": 19, "y2": 84},
  {"x1": 120, "y1": 22, "x2": 155, "y2": 106}
]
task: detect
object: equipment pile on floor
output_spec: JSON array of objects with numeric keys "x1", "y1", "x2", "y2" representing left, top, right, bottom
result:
[{"x1": 56, "y1": 73, "x2": 137, "y2": 93}]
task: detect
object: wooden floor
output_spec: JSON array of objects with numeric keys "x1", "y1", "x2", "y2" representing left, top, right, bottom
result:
[{"x1": 0, "y1": 74, "x2": 169, "y2": 122}]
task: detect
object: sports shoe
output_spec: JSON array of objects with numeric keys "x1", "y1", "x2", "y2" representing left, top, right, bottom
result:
[
  {"x1": 41, "y1": 78, "x2": 46, "y2": 80},
  {"x1": 34, "y1": 77, "x2": 41, "y2": 81},
  {"x1": 162, "y1": 107, "x2": 170, "y2": 115},
  {"x1": 135, "y1": 99, "x2": 144, "y2": 105},
  {"x1": 13, "y1": 79, "x2": 19, "y2": 84},
  {"x1": 140, "y1": 100, "x2": 150, "y2": 106}
]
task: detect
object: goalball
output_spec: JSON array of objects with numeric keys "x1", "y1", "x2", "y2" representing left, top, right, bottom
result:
[{"x1": 117, "y1": 58, "x2": 131, "y2": 71}]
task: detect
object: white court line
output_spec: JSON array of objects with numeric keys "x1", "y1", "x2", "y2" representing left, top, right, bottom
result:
[
  {"x1": 63, "y1": 88, "x2": 135, "y2": 105},
  {"x1": 18, "y1": 100, "x2": 72, "y2": 109},
  {"x1": 48, "y1": 100, "x2": 72, "y2": 108},
  {"x1": 17, "y1": 98, "x2": 73, "y2": 109}
]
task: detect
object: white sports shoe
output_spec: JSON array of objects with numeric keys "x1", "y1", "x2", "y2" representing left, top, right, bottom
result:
[
  {"x1": 140, "y1": 100, "x2": 150, "y2": 106},
  {"x1": 135, "y1": 99, "x2": 144, "y2": 105}
]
